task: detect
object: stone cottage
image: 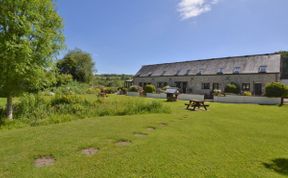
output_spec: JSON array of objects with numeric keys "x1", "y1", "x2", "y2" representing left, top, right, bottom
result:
[{"x1": 133, "y1": 52, "x2": 288, "y2": 96}]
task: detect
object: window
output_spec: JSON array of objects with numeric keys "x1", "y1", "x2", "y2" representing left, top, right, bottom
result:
[
  {"x1": 233, "y1": 67, "x2": 241, "y2": 74},
  {"x1": 175, "y1": 82, "x2": 181, "y2": 89},
  {"x1": 217, "y1": 68, "x2": 224, "y2": 74},
  {"x1": 202, "y1": 83, "x2": 210, "y2": 90},
  {"x1": 197, "y1": 68, "x2": 204, "y2": 75},
  {"x1": 259, "y1": 65, "x2": 267, "y2": 73},
  {"x1": 161, "y1": 71, "x2": 166, "y2": 76},
  {"x1": 185, "y1": 69, "x2": 191, "y2": 76},
  {"x1": 175, "y1": 70, "x2": 181, "y2": 76},
  {"x1": 157, "y1": 82, "x2": 163, "y2": 88},
  {"x1": 213, "y1": 83, "x2": 220, "y2": 90},
  {"x1": 242, "y1": 83, "x2": 250, "y2": 91}
]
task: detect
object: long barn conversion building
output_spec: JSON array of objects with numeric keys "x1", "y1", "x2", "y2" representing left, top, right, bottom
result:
[{"x1": 133, "y1": 53, "x2": 288, "y2": 96}]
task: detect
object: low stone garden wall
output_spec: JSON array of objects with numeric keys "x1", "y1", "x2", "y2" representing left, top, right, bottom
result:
[
  {"x1": 127, "y1": 92, "x2": 281, "y2": 105},
  {"x1": 214, "y1": 95, "x2": 281, "y2": 105},
  {"x1": 281, "y1": 79, "x2": 288, "y2": 85},
  {"x1": 177, "y1": 94, "x2": 204, "y2": 101},
  {"x1": 146, "y1": 93, "x2": 204, "y2": 101},
  {"x1": 127, "y1": 92, "x2": 140, "y2": 97},
  {"x1": 146, "y1": 93, "x2": 166, "y2": 99}
]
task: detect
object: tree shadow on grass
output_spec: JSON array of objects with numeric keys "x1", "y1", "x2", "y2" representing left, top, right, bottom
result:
[{"x1": 263, "y1": 158, "x2": 288, "y2": 175}]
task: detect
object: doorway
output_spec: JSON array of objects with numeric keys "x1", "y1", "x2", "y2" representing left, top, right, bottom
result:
[
  {"x1": 254, "y1": 83, "x2": 262, "y2": 96},
  {"x1": 175, "y1": 82, "x2": 188, "y2": 94}
]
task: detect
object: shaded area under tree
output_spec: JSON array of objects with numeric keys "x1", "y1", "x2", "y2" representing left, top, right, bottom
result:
[{"x1": 263, "y1": 158, "x2": 288, "y2": 175}]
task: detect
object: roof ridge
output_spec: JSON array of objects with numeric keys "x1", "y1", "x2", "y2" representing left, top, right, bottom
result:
[{"x1": 142, "y1": 52, "x2": 280, "y2": 67}]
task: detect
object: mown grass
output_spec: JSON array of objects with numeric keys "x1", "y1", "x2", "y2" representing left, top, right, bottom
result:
[
  {"x1": 0, "y1": 98, "x2": 5, "y2": 107},
  {"x1": 0, "y1": 96, "x2": 288, "y2": 177}
]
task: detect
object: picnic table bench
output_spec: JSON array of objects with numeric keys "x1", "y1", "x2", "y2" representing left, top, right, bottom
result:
[{"x1": 185, "y1": 100, "x2": 209, "y2": 111}]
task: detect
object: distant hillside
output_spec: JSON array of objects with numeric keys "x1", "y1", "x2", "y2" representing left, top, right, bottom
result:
[{"x1": 92, "y1": 74, "x2": 133, "y2": 87}]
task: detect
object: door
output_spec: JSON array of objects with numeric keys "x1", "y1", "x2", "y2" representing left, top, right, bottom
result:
[
  {"x1": 212, "y1": 83, "x2": 220, "y2": 90},
  {"x1": 175, "y1": 82, "x2": 181, "y2": 89},
  {"x1": 254, "y1": 83, "x2": 262, "y2": 96},
  {"x1": 175, "y1": 82, "x2": 187, "y2": 93},
  {"x1": 182, "y1": 82, "x2": 187, "y2": 94}
]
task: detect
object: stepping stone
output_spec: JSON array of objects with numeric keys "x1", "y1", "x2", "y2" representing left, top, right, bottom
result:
[
  {"x1": 82, "y1": 148, "x2": 99, "y2": 156},
  {"x1": 133, "y1": 132, "x2": 148, "y2": 137},
  {"x1": 34, "y1": 155, "x2": 55, "y2": 168},
  {"x1": 115, "y1": 139, "x2": 132, "y2": 146},
  {"x1": 159, "y1": 123, "x2": 168, "y2": 127},
  {"x1": 146, "y1": 127, "x2": 156, "y2": 131}
]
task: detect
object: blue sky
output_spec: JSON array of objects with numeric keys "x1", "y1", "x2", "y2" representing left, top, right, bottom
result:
[{"x1": 56, "y1": 0, "x2": 288, "y2": 74}]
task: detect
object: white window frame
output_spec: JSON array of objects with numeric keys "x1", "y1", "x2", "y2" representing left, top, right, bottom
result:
[
  {"x1": 218, "y1": 68, "x2": 224, "y2": 74},
  {"x1": 198, "y1": 68, "x2": 204, "y2": 75},
  {"x1": 259, "y1": 65, "x2": 267, "y2": 73},
  {"x1": 233, "y1": 67, "x2": 241, "y2": 74}
]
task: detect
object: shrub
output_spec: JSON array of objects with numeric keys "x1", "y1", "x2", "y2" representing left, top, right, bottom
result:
[
  {"x1": 51, "y1": 81, "x2": 90, "y2": 95},
  {"x1": 242, "y1": 91, "x2": 252, "y2": 96},
  {"x1": 265, "y1": 82, "x2": 288, "y2": 97},
  {"x1": 14, "y1": 94, "x2": 50, "y2": 125},
  {"x1": 225, "y1": 83, "x2": 240, "y2": 94},
  {"x1": 51, "y1": 94, "x2": 87, "y2": 106},
  {"x1": 56, "y1": 73, "x2": 73, "y2": 86},
  {"x1": 86, "y1": 88, "x2": 101, "y2": 94},
  {"x1": 3, "y1": 93, "x2": 171, "y2": 129},
  {"x1": 103, "y1": 87, "x2": 118, "y2": 94},
  {"x1": 118, "y1": 87, "x2": 128, "y2": 95},
  {"x1": 129, "y1": 85, "x2": 140, "y2": 92},
  {"x1": 106, "y1": 98, "x2": 170, "y2": 115},
  {"x1": 144, "y1": 84, "x2": 156, "y2": 93},
  {"x1": 53, "y1": 103, "x2": 87, "y2": 115},
  {"x1": 50, "y1": 94, "x2": 93, "y2": 116}
]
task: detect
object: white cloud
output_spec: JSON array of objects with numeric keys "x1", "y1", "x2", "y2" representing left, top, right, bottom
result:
[{"x1": 178, "y1": 0, "x2": 219, "y2": 20}]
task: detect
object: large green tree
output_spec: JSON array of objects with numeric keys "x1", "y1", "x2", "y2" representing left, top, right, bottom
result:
[
  {"x1": 0, "y1": 0, "x2": 64, "y2": 119},
  {"x1": 57, "y1": 49, "x2": 95, "y2": 83},
  {"x1": 280, "y1": 51, "x2": 288, "y2": 79}
]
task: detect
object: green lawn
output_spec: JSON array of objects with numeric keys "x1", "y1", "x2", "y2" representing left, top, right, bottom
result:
[
  {"x1": 0, "y1": 96, "x2": 288, "y2": 177},
  {"x1": 0, "y1": 98, "x2": 5, "y2": 107}
]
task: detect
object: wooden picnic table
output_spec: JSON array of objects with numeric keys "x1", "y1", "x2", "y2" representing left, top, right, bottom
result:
[{"x1": 185, "y1": 100, "x2": 209, "y2": 111}]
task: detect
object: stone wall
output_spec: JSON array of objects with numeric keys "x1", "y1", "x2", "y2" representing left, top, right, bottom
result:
[
  {"x1": 133, "y1": 73, "x2": 280, "y2": 95},
  {"x1": 127, "y1": 92, "x2": 140, "y2": 96},
  {"x1": 145, "y1": 93, "x2": 204, "y2": 101},
  {"x1": 214, "y1": 95, "x2": 281, "y2": 105},
  {"x1": 281, "y1": 80, "x2": 288, "y2": 85}
]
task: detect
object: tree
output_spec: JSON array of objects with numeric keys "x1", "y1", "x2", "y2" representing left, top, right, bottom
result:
[
  {"x1": 265, "y1": 82, "x2": 288, "y2": 97},
  {"x1": 0, "y1": 0, "x2": 64, "y2": 119},
  {"x1": 265, "y1": 82, "x2": 288, "y2": 106},
  {"x1": 57, "y1": 49, "x2": 95, "y2": 83},
  {"x1": 55, "y1": 73, "x2": 73, "y2": 87},
  {"x1": 280, "y1": 51, "x2": 288, "y2": 79}
]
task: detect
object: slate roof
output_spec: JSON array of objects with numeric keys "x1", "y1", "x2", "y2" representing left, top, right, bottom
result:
[{"x1": 135, "y1": 53, "x2": 281, "y2": 77}]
